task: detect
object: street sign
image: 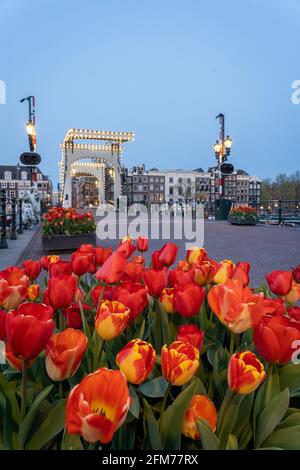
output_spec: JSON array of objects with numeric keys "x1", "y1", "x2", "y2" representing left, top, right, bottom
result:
[
  {"x1": 220, "y1": 162, "x2": 234, "y2": 175},
  {"x1": 20, "y1": 152, "x2": 41, "y2": 166}
]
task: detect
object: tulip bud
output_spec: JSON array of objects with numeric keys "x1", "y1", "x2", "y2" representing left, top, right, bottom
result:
[
  {"x1": 27, "y1": 284, "x2": 40, "y2": 302},
  {"x1": 159, "y1": 288, "x2": 175, "y2": 313}
]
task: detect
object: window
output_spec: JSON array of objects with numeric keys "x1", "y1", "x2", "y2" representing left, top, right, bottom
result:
[
  {"x1": 143, "y1": 185, "x2": 147, "y2": 191},
  {"x1": 4, "y1": 171, "x2": 12, "y2": 180},
  {"x1": 10, "y1": 190, "x2": 15, "y2": 198},
  {"x1": 160, "y1": 178, "x2": 164, "y2": 183},
  {"x1": 155, "y1": 177, "x2": 159, "y2": 182},
  {"x1": 21, "y1": 171, "x2": 27, "y2": 180},
  {"x1": 133, "y1": 185, "x2": 138, "y2": 191},
  {"x1": 1, "y1": 182, "x2": 7, "y2": 188},
  {"x1": 160, "y1": 185, "x2": 164, "y2": 191},
  {"x1": 187, "y1": 178, "x2": 191, "y2": 184},
  {"x1": 169, "y1": 186, "x2": 173, "y2": 195},
  {"x1": 9, "y1": 182, "x2": 15, "y2": 188},
  {"x1": 149, "y1": 184, "x2": 154, "y2": 191},
  {"x1": 37, "y1": 173, "x2": 42, "y2": 181},
  {"x1": 133, "y1": 176, "x2": 138, "y2": 183},
  {"x1": 169, "y1": 177, "x2": 173, "y2": 183},
  {"x1": 149, "y1": 177, "x2": 153, "y2": 182},
  {"x1": 178, "y1": 178, "x2": 182, "y2": 183}
]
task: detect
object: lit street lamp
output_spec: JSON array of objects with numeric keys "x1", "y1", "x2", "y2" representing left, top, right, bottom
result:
[{"x1": 213, "y1": 113, "x2": 233, "y2": 199}]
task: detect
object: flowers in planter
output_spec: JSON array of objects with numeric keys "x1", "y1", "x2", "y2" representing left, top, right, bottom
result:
[
  {"x1": 0, "y1": 239, "x2": 300, "y2": 451},
  {"x1": 229, "y1": 205, "x2": 258, "y2": 223},
  {"x1": 41, "y1": 207, "x2": 96, "y2": 237}
]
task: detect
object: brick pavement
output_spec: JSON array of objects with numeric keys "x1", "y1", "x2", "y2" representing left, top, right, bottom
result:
[{"x1": 13, "y1": 220, "x2": 300, "y2": 288}]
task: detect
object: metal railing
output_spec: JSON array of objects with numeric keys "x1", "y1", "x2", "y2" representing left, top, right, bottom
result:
[
  {"x1": 256, "y1": 200, "x2": 300, "y2": 227},
  {"x1": 0, "y1": 189, "x2": 24, "y2": 249}
]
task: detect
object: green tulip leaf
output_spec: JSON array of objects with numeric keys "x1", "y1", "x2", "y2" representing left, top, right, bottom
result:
[
  {"x1": 262, "y1": 425, "x2": 300, "y2": 450},
  {"x1": 160, "y1": 379, "x2": 198, "y2": 450},
  {"x1": 279, "y1": 363, "x2": 300, "y2": 397},
  {"x1": 255, "y1": 388, "x2": 289, "y2": 449},
  {"x1": 138, "y1": 377, "x2": 169, "y2": 398},
  {"x1": 143, "y1": 399, "x2": 162, "y2": 450},
  {"x1": 197, "y1": 418, "x2": 220, "y2": 450},
  {"x1": 26, "y1": 399, "x2": 66, "y2": 450},
  {"x1": 18, "y1": 384, "x2": 53, "y2": 449},
  {"x1": 225, "y1": 433, "x2": 239, "y2": 450}
]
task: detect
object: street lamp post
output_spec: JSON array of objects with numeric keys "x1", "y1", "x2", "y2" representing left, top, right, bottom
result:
[
  {"x1": 213, "y1": 113, "x2": 233, "y2": 199},
  {"x1": 20, "y1": 96, "x2": 37, "y2": 186}
]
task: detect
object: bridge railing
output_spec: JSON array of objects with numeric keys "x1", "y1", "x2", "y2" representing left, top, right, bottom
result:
[{"x1": 254, "y1": 200, "x2": 300, "y2": 226}]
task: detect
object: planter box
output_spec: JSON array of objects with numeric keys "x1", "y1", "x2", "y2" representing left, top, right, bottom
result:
[
  {"x1": 41, "y1": 232, "x2": 96, "y2": 252},
  {"x1": 228, "y1": 215, "x2": 257, "y2": 226}
]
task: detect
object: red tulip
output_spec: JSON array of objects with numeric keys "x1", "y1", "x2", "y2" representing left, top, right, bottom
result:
[
  {"x1": 177, "y1": 324, "x2": 204, "y2": 350},
  {"x1": 95, "y1": 252, "x2": 127, "y2": 284},
  {"x1": 152, "y1": 250, "x2": 164, "y2": 270},
  {"x1": 254, "y1": 314, "x2": 300, "y2": 364},
  {"x1": 46, "y1": 328, "x2": 88, "y2": 381},
  {"x1": 91, "y1": 285, "x2": 114, "y2": 307},
  {"x1": 40, "y1": 255, "x2": 61, "y2": 270},
  {"x1": 137, "y1": 236, "x2": 148, "y2": 252},
  {"x1": 22, "y1": 259, "x2": 42, "y2": 280},
  {"x1": 143, "y1": 268, "x2": 168, "y2": 297},
  {"x1": 116, "y1": 238, "x2": 136, "y2": 258},
  {"x1": 266, "y1": 270, "x2": 293, "y2": 296},
  {"x1": 0, "y1": 309, "x2": 6, "y2": 340},
  {"x1": 4, "y1": 342, "x2": 35, "y2": 371},
  {"x1": 173, "y1": 283, "x2": 205, "y2": 317},
  {"x1": 49, "y1": 260, "x2": 72, "y2": 277},
  {"x1": 95, "y1": 300, "x2": 130, "y2": 340},
  {"x1": 95, "y1": 247, "x2": 112, "y2": 266},
  {"x1": 169, "y1": 265, "x2": 195, "y2": 287},
  {"x1": 132, "y1": 255, "x2": 145, "y2": 265},
  {"x1": 157, "y1": 242, "x2": 178, "y2": 267},
  {"x1": 48, "y1": 274, "x2": 78, "y2": 309},
  {"x1": 292, "y1": 264, "x2": 300, "y2": 284},
  {"x1": 64, "y1": 303, "x2": 92, "y2": 329},
  {"x1": 6, "y1": 303, "x2": 55, "y2": 360},
  {"x1": 71, "y1": 250, "x2": 94, "y2": 276},
  {"x1": 66, "y1": 368, "x2": 131, "y2": 444},
  {"x1": 288, "y1": 306, "x2": 300, "y2": 322},
  {"x1": 231, "y1": 262, "x2": 251, "y2": 287},
  {"x1": 122, "y1": 261, "x2": 143, "y2": 283},
  {"x1": 113, "y1": 282, "x2": 148, "y2": 321},
  {"x1": 0, "y1": 267, "x2": 29, "y2": 310}
]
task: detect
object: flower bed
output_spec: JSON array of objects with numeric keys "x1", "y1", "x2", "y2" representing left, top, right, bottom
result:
[
  {"x1": 228, "y1": 206, "x2": 258, "y2": 225},
  {"x1": 41, "y1": 207, "x2": 96, "y2": 251},
  {"x1": 0, "y1": 240, "x2": 300, "y2": 450}
]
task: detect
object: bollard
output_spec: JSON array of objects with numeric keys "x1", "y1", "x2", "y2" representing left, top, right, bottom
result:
[
  {"x1": 17, "y1": 198, "x2": 23, "y2": 234},
  {"x1": 0, "y1": 189, "x2": 8, "y2": 249},
  {"x1": 10, "y1": 197, "x2": 17, "y2": 240}
]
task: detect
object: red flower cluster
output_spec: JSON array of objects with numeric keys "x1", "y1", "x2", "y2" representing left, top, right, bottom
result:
[{"x1": 42, "y1": 207, "x2": 96, "y2": 237}]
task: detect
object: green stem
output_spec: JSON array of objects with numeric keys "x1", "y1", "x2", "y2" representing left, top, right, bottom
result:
[
  {"x1": 159, "y1": 383, "x2": 172, "y2": 426},
  {"x1": 96, "y1": 283, "x2": 106, "y2": 311},
  {"x1": 79, "y1": 300, "x2": 87, "y2": 337},
  {"x1": 229, "y1": 332, "x2": 235, "y2": 356},
  {"x1": 21, "y1": 360, "x2": 28, "y2": 421}
]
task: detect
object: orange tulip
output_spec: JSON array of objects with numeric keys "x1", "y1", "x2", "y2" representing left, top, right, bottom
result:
[
  {"x1": 27, "y1": 284, "x2": 40, "y2": 301},
  {"x1": 182, "y1": 395, "x2": 217, "y2": 440},
  {"x1": 159, "y1": 288, "x2": 176, "y2": 314},
  {"x1": 46, "y1": 328, "x2": 88, "y2": 381},
  {"x1": 95, "y1": 300, "x2": 130, "y2": 340},
  {"x1": 208, "y1": 279, "x2": 273, "y2": 334},
  {"x1": 0, "y1": 267, "x2": 29, "y2": 310},
  {"x1": 66, "y1": 368, "x2": 131, "y2": 443},
  {"x1": 116, "y1": 339, "x2": 156, "y2": 384},
  {"x1": 161, "y1": 341, "x2": 200, "y2": 386},
  {"x1": 228, "y1": 351, "x2": 266, "y2": 394}
]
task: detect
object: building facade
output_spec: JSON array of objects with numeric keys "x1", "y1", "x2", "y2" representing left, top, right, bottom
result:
[
  {"x1": 0, "y1": 165, "x2": 53, "y2": 210},
  {"x1": 122, "y1": 165, "x2": 261, "y2": 212}
]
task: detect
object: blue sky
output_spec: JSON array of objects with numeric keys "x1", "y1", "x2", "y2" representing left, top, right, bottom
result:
[{"x1": 0, "y1": 0, "x2": 299, "y2": 186}]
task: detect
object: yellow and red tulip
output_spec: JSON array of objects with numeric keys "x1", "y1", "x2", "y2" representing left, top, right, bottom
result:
[
  {"x1": 159, "y1": 288, "x2": 175, "y2": 314},
  {"x1": 0, "y1": 267, "x2": 29, "y2": 310},
  {"x1": 228, "y1": 351, "x2": 266, "y2": 394},
  {"x1": 161, "y1": 340, "x2": 200, "y2": 386},
  {"x1": 95, "y1": 300, "x2": 130, "y2": 340},
  {"x1": 116, "y1": 339, "x2": 156, "y2": 384}
]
